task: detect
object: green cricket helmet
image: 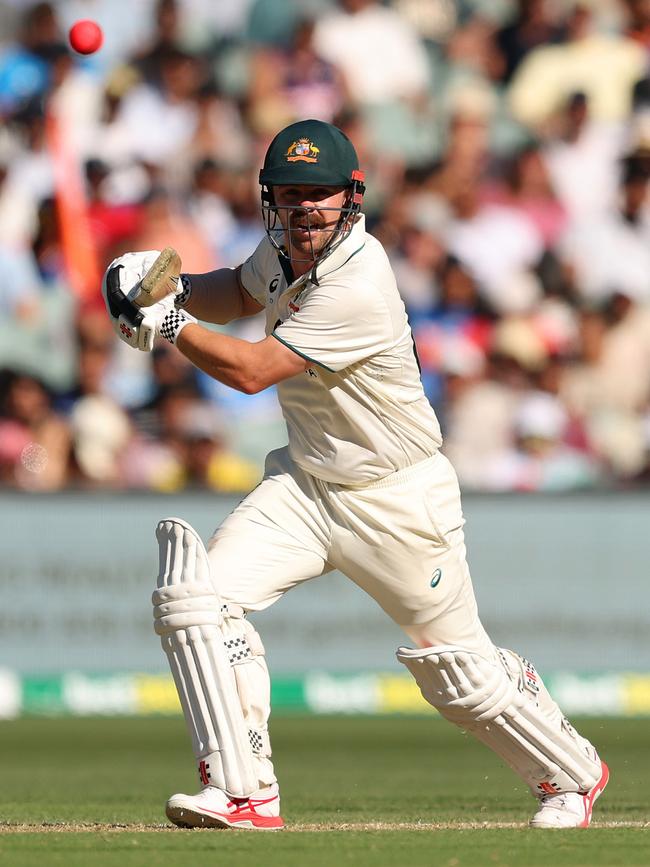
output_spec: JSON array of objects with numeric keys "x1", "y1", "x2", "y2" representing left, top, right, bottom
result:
[{"x1": 259, "y1": 118, "x2": 365, "y2": 264}]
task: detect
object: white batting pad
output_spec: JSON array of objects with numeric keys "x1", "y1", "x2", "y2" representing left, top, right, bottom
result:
[
  {"x1": 154, "y1": 517, "x2": 259, "y2": 797},
  {"x1": 397, "y1": 644, "x2": 601, "y2": 795}
]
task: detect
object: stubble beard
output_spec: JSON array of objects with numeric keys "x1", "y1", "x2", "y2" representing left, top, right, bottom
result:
[{"x1": 285, "y1": 219, "x2": 335, "y2": 262}]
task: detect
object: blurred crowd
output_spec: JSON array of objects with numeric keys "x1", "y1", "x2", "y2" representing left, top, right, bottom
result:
[{"x1": 1, "y1": 0, "x2": 649, "y2": 493}]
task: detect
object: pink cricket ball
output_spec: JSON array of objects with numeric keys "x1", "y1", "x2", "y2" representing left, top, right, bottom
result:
[{"x1": 69, "y1": 19, "x2": 104, "y2": 55}]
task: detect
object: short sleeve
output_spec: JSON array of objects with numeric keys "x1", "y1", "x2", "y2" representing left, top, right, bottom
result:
[
  {"x1": 239, "y1": 238, "x2": 274, "y2": 306},
  {"x1": 273, "y1": 279, "x2": 395, "y2": 372}
]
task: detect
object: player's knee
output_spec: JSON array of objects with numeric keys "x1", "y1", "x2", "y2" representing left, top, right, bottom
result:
[
  {"x1": 153, "y1": 516, "x2": 222, "y2": 635},
  {"x1": 396, "y1": 644, "x2": 518, "y2": 724}
]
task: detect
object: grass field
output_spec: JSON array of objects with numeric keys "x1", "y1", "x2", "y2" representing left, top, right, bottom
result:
[{"x1": 0, "y1": 716, "x2": 648, "y2": 867}]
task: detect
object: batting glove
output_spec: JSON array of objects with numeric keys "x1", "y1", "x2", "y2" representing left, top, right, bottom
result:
[{"x1": 101, "y1": 250, "x2": 185, "y2": 352}]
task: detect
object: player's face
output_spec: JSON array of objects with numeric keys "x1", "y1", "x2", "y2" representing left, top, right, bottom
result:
[{"x1": 273, "y1": 184, "x2": 348, "y2": 261}]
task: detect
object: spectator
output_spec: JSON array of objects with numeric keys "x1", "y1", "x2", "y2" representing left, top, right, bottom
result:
[
  {"x1": 561, "y1": 297, "x2": 650, "y2": 476},
  {"x1": 442, "y1": 352, "x2": 529, "y2": 488},
  {"x1": 480, "y1": 390, "x2": 603, "y2": 491},
  {"x1": 411, "y1": 255, "x2": 495, "y2": 411},
  {"x1": 59, "y1": 327, "x2": 136, "y2": 486},
  {"x1": 0, "y1": 136, "x2": 39, "y2": 249},
  {"x1": 247, "y1": 15, "x2": 347, "y2": 134},
  {"x1": 314, "y1": 0, "x2": 431, "y2": 105},
  {"x1": 389, "y1": 197, "x2": 450, "y2": 317},
  {"x1": 543, "y1": 92, "x2": 627, "y2": 223},
  {"x1": 187, "y1": 157, "x2": 238, "y2": 262},
  {"x1": 0, "y1": 371, "x2": 71, "y2": 491},
  {"x1": 496, "y1": 0, "x2": 566, "y2": 83},
  {"x1": 445, "y1": 175, "x2": 545, "y2": 315},
  {"x1": 484, "y1": 143, "x2": 568, "y2": 248},
  {"x1": 176, "y1": 401, "x2": 261, "y2": 492},
  {"x1": 84, "y1": 64, "x2": 152, "y2": 198},
  {"x1": 188, "y1": 83, "x2": 252, "y2": 168},
  {"x1": 558, "y1": 147, "x2": 650, "y2": 303},
  {"x1": 0, "y1": 198, "x2": 77, "y2": 390},
  {"x1": 0, "y1": 2, "x2": 62, "y2": 116},
  {"x1": 508, "y1": 3, "x2": 646, "y2": 130},
  {"x1": 114, "y1": 49, "x2": 205, "y2": 169},
  {"x1": 623, "y1": 0, "x2": 650, "y2": 52},
  {"x1": 132, "y1": 0, "x2": 186, "y2": 88},
  {"x1": 124, "y1": 383, "x2": 259, "y2": 492}
]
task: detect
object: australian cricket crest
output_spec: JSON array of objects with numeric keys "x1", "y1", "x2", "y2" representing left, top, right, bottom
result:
[{"x1": 286, "y1": 138, "x2": 320, "y2": 163}]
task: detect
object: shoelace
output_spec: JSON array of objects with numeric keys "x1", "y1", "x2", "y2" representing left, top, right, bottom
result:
[{"x1": 227, "y1": 793, "x2": 277, "y2": 813}]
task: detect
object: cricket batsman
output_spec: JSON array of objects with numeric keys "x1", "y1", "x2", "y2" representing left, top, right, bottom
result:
[{"x1": 102, "y1": 119, "x2": 608, "y2": 830}]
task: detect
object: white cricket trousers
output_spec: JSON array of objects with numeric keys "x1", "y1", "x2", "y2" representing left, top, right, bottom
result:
[
  {"x1": 200, "y1": 447, "x2": 596, "y2": 794},
  {"x1": 208, "y1": 446, "x2": 494, "y2": 656}
]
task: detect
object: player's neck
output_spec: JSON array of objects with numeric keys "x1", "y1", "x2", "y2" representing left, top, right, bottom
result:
[{"x1": 290, "y1": 257, "x2": 316, "y2": 278}]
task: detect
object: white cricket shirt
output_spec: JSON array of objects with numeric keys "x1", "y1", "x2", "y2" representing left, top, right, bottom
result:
[{"x1": 240, "y1": 216, "x2": 442, "y2": 484}]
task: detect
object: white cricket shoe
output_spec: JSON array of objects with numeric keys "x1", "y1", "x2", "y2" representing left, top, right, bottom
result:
[
  {"x1": 530, "y1": 761, "x2": 609, "y2": 828},
  {"x1": 166, "y1": 782, "x2": 283, "y2": 830}
]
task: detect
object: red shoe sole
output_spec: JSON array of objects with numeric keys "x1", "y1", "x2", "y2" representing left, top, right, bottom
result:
[{"x1": 167, "y1": 804, "x2": 284, "y2": 831}]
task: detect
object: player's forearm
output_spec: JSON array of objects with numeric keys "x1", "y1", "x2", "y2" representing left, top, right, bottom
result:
[
  {"x1": 178, "y1": 267, "x2": 244, "y2": 324},
  {"x1": 176, "y1": 323, "x2": 262, "y2": 394}
]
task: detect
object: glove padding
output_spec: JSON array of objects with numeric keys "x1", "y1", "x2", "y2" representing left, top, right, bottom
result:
[{"x1": 101, "y1": 251, "x2": 182, "y2": 352}]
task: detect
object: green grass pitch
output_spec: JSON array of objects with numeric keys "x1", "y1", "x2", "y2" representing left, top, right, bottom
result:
[{"x1": 0, "y1": 716, "x2": 648, "y2": 867}]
